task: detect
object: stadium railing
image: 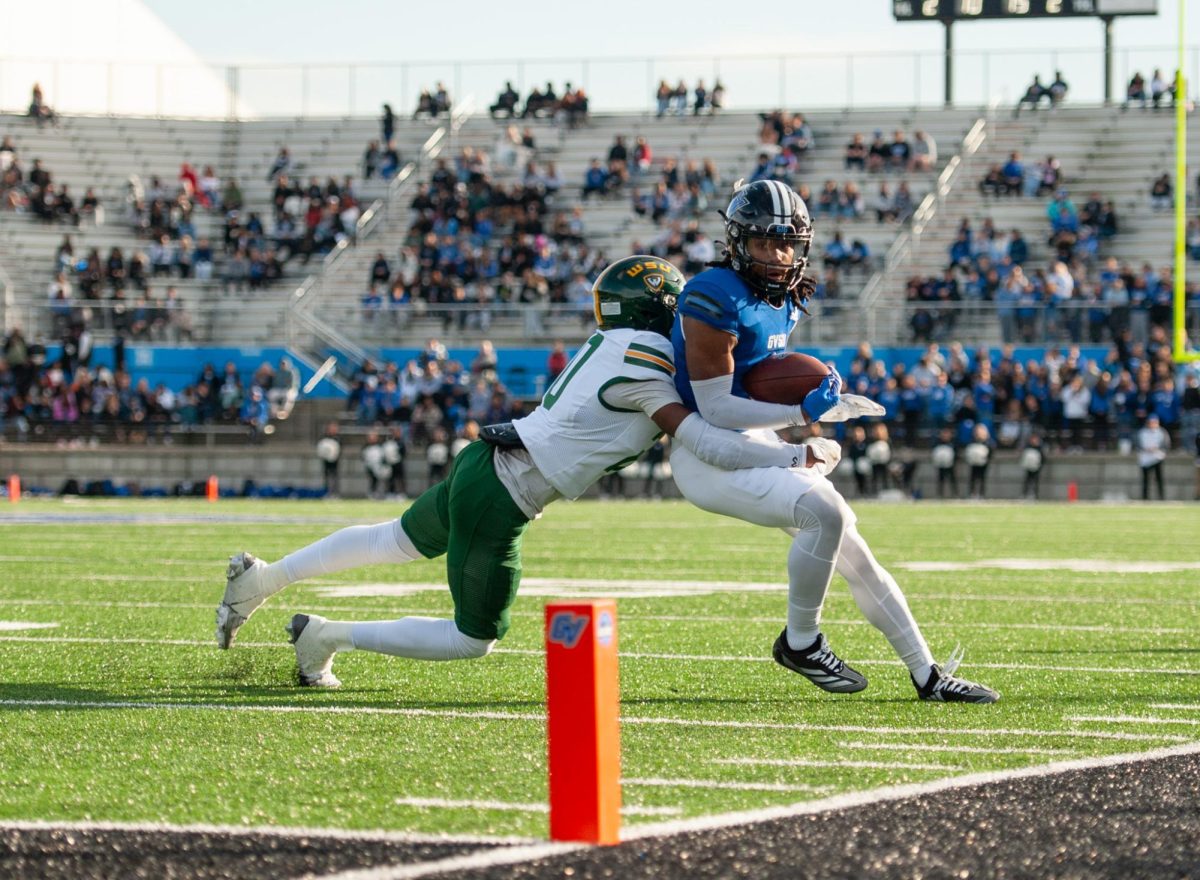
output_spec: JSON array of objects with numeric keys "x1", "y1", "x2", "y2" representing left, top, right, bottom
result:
[{"x1": 2, "y1": 45, "x2": 1195, "y2": 117}]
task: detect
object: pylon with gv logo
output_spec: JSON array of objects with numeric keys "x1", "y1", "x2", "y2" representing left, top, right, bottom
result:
[{"x1": 544, "y1": 599, "x2": 621, "y2": 844}]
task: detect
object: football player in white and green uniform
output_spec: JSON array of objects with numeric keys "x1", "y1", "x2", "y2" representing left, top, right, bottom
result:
[{"x1": 214, "y1": 256, "x2": 836, "y2": 687}]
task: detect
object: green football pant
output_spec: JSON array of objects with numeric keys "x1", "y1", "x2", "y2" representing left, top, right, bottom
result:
[{"x1": 400, "y1": 440, "x2": 531, "y2": 640}]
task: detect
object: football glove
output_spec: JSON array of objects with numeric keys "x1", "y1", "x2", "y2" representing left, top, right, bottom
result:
[
  {"x1": 802, "y1": 368, "x2": 842, "y2": 422},
  {"x1": 803, "y1": 437, "x2": 843, "y2": 476},
  {"x1": 816, "y1": 393, "x2": 886, "y2": 423}
]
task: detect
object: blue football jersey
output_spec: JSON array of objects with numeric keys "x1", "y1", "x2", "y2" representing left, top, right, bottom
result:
[{"x1": 671, "y1": 267, "x2": 800, "y2": 409}]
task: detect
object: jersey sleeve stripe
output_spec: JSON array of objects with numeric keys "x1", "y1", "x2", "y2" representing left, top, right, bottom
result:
[
  {"x1": 624, "y1": 351, "x2": 675, "y2": 375},
  {"x1": 627, "y1": 341, "x2": 674, "y2": 363},
  {"x1": 686, "y1": 290, "x2": 720, "y2": 316}
]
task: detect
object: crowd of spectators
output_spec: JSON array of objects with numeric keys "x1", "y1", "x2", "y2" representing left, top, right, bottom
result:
[
  {"x1": 491, "y1": 81, "x2": 589, "y2": 127},
  {"x1": 354, "y1": 135, "x2": 610, "y2": 335},
  {"x1": 0, "y1": 323, "x2": 295, "y2": 444},
  {"x1": 347, "y1": 338, "x2": 521, "y2": 457},
  {"x1": 826, "y1": 337, "x2": 1198, "y2": 500},
  {"x1": 1013, "y1": 71, "x2": 1069, "y2": 117},
  {"x1": 843, "y1": 129, "x2": 938, "y2": 174},
  {"x1": 1124, "y1": 68, "x2": 1178, "y2": 110},
  {"x1": 655, "y1": 79, "x2": 724, "y2": 117}
]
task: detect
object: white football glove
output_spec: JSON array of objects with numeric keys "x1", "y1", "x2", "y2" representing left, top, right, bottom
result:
[
  {"x1": 816, "y1": 393, "x2": 886, "y2": 423},
  {"x1": 803, "y1": 437, "x2": 843, "y2": 476}
]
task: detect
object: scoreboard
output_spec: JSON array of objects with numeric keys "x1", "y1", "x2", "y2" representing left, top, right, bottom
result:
[{"x1": 893, "y1": 0, "x2": 1158, "y2": 20}]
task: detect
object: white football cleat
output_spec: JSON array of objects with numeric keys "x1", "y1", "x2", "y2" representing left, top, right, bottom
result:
[
  {"x1": 286, "y1": 613, "x2": 341, "y2": 688},
  {"x1": 215, "y1": 552, "x2": 270, "y2": 649},
  {"x1": 818, "y1": 394, "x2": 886, "y2": 423}
]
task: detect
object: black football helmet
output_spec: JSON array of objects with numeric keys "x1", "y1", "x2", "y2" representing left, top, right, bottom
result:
[{"x1": 721, "y1": 179, "x2": 813, "y2": 299}]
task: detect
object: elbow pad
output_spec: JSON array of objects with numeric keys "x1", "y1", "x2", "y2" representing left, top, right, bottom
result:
[{"x1": 690, "y1": 374, "x2": 807, "y2": 431}]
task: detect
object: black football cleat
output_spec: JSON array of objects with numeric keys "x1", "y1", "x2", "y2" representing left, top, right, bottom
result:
[
  {"x1": 772, "y1": 629, "x2": 868, "y2": 693},
  {"x1": 914, "y1": 645, "x2": 999, "y2": 703}
]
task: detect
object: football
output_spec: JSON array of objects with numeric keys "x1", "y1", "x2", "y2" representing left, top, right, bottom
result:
[{"x1": 742, "y1": 353, "x2": 830, "y2": 404}]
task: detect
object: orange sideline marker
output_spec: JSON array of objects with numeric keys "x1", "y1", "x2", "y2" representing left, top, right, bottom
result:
[
  {"x1": 205, "y1": 475, "x2": 219, "y2": 502},
  {"x1": 7, "y1": 474, "x2": 19, "y2": 503},
  {"x1": 1067, "y1": 480, "x2": 1079, "y2": 502},
  {"x1": 545, "y1": 599, "x2": 621, "y2": 844}
]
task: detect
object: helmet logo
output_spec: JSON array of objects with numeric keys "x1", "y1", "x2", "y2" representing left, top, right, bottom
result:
[
  {"x1": 727, "y1": 191, "x2": 750, "y2": 215},
  {"x1": 644, "y1": 274, "x2": 664, "y2": 293}
]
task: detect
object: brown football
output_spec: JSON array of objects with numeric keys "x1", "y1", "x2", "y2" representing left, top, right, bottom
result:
[{"x1": 742, "y1": 353, "x2": 830, "y2": 404}]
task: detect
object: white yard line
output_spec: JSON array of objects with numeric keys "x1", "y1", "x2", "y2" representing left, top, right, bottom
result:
[
  {"x1": 711, "y1": 756, "x2": 956, "y2": 771},
  {"x1": 3, "y1": 634, "x2": 1198, "y2": 678},
  {"x1": 0, "y1": 818, "x2": 526, "y2": 846},
  {"x1": 623, "y1": 778, "x2": 829, "y2": 794},
  {"x1": 392, "y1": 798, "x2": 679, "y2": 818},
  {"x1": 837, "y1": 742, "x2": 1078, "y2": 756},
  {"x1": 2, "y1": 697, "x2": 1178, "y2": 743},
  {"x1": 1068, "y1": 714, "x2": 1200, "y2": 727},
  {"x1": 621, "y1": 741, "x2": 1200, "y2": 841},
  {"x1": 0, "y1": 598, "x2": 1187, "y2": 636}
]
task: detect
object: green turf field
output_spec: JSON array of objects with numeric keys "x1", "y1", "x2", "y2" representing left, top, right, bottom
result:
[{"x1": 0, "y1": 498, "x2": 1197, "y2": 838}]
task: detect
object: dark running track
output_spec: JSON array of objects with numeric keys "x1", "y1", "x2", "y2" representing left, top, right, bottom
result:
[{"x1": 3, "y1": 751, "x2": 1198, "y2": 879}]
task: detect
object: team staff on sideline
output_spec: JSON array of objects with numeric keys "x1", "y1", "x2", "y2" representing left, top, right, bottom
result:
[
  {"x1": 214, "y1": 256, "x2": 841, "y2": 687},
  {"x1": 669, "y1": 179, "x2": 998, "y2": 703}
]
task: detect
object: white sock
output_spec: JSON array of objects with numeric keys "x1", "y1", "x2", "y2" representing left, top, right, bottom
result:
[
  {"x1": 259, "y1": 520, "x2": 422, "y2": 596},
  {"x1": 784, "y1": 483, "x2": 847, "y2": 651},
  {"x1": 350, "y1": 617, "x2": 494, "y2": 661},
  {"x1": 836, "y1": 524, "x2": 935, "y2": 683}
]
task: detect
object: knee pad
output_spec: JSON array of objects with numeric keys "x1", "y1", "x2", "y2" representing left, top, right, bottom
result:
[{"x1": 791, "y1": 480, "x2": 849, "y2": 562}]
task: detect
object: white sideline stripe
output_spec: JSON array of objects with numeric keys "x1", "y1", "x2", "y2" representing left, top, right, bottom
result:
[
  {"x1": 0, "y1": 698, "x2": 544, "y2": 723},
  {"x1": 0, "y1": 599, "x2": 1186, "y2": 635},
  {"x1": 623, "y1": 778, "x2": 828, "y2": 794},
  {"x1": 900, "y1": 559, "x2": 1200, "y2": 574},
  {"x1": 1150, "y1": 703, "x2": 1200, "y2": 711},
  {"x1": 838, "y1": 741, "x2": 1078, "y2": 756},
  {"x1": 619, "y1": 716, "x2": 1184, "y2": 743},
  {"x1": 1069, "y1": 714, "x2": 1200, "y2": 727},
  {"x1": 712, "y1": 756, "x2": 956, "y2": 771},
  {"x1": 3, "y1": 636, "x2": 1198, "y2": 678},
  {"x1": 4, "y1": 697, "x2": 1175, "y2": 743},
  {"x1": 392, "y1": 797, "x2": 680, "y2": 818},
  {"x1": 621, "y1": 741, "x2": 1200, "y2": 840},
  {"x1": 0, "y1": 818, "x2": 527, "y2": 846},
  {"x1": 310, "y1": 843, "x2": 583, "y2": 880},
  {"x1": 907, "y1": 592, "x2": 1198, "y2": 607}
]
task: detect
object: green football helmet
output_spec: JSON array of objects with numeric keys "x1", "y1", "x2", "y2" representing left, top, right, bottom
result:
[{"x1": 592, "y1": 255, "x2": 685, "y2": 338}]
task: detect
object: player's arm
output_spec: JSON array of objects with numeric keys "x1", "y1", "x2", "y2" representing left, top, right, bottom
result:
[
  {"x1": 602, "y1": 375, "x2": 816, "y2": 470},
  {"x1": 684, "y1": 317, "x2": 831, "y2": 430},
  {"x1": 652, "y1": 401, "x2": 826, "y2": 470}
]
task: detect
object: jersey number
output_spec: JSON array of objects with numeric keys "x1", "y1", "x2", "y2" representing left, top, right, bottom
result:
[{"x1": 542, "y1": 334, "x2": 602, "y2": 410}]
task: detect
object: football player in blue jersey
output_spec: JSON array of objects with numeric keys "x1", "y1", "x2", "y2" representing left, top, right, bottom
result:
[{"x1": 670, "y1": 179, "x2": 998, "y2": 703}]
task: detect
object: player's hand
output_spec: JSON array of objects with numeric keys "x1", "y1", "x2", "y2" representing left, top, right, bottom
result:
[
  {"x1": 817, "y1": 393, "x2": 886, "y2": 423},
  {"x1": 803, "y1": 437, "x2": 842, "y2": 476},
  {"x1": 802, "y1": 368, "x2": 841, "y2": 422}
]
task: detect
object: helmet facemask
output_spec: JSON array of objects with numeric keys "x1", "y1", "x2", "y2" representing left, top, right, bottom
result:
[{"x1": 728, "y1": 225, "x2": 812, "y2": 299}]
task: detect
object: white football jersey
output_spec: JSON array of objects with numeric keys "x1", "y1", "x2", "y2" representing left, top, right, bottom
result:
[{"x1": 514, "y1": 328, "x2": 679, "y2": 499}]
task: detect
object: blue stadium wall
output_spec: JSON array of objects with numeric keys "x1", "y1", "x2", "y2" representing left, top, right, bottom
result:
[{"x1": 45, "y1": 343, "x2": 1113, "y2": 401}]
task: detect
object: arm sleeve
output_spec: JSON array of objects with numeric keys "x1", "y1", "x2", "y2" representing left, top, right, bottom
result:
[
  {"x1": 691, "y1": 373, "x2": 807, "y2": 430},
  {"x1": 602, "y1": 375, "x2": 683, "y2": 415},
  {"x1": 673, "y1": 413, "x2": 805, "y2": 470}
]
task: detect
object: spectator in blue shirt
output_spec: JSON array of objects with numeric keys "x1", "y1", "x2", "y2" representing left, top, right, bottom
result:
[
  {"x1": 581, "y1": 159, "x2": 609, "y2": 200},
  {"x1": 1001, "y1": 152, "x2": 1025, "y2": 195}
]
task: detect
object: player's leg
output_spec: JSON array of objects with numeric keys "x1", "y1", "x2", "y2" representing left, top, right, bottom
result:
[
  {"x1": 216, "y1": 467, "x2": 450, "y2": 649},
  {"x1": 671, "y1": 445, "x2": 865, "y2": 693},
  {"x1": 287, "y1": 443, "x2": 530, "y2": 686},
  {"x1": 835, "y1": 519, "x2": 998, "y2": 703}
]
